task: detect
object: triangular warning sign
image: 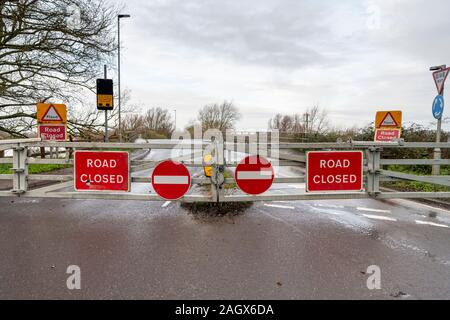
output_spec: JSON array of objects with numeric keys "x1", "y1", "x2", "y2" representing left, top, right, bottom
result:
[
  {"x1": 380, "y1": 112, "x2": 398, "y2": 127},
  {"x1": 42, "y1": 105, "x2": 63, "y2": 122},
  {"x1": 433, "y1": 68, "x2": 450, "y2": 95}
]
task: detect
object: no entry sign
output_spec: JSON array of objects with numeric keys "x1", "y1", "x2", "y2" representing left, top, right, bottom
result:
[
  {"x1": 74, "y1": 151, "x2": 130, "y2": 192},
  {"x1": 38, "y1": 124, "x2": 67, "y2": 141},
  {"x1": 235, "y1": 155, "x2": 274, "y2": 195},
  {"x1": 152, "y1": 160, "x2": 191, "y2": 200},
  {"x1": 306, "y1": 151, "x2": 363, "y2": 192}
]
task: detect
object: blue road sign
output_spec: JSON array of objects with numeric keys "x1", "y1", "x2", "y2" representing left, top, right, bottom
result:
[{"x1": 432, "y1": 95, "x2": 444, "y2": 120}]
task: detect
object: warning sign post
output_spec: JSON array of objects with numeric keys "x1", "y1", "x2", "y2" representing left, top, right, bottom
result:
[
  {"x1": 36, "y1": 103, "x2": 67, "y2": 124},
  {"x1": 375, "y1": 111, "x2": 402, "y2": 129},
  {"x1": 374, "y1": 110, "x2": 402, "y2": 142},
  {"x1": 306, "y1": 151, "x2": 363, "y2": 192}
]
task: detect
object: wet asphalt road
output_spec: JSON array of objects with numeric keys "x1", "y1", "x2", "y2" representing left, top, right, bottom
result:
[
  {"x1": 1, "y1": 147, "x2": 450, "y2": 299},
  {"x1": 1, "y1": 195, "x2": 450, "y2": 299}
]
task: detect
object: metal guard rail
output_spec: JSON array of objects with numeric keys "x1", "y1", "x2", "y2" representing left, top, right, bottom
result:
[{"x1": 0, "y1": 139, "x2": 449, "y2": 202}]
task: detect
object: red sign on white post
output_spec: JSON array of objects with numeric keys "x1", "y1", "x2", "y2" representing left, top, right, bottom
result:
[
  {"x1": 74, "y1": 151, "x2": 130, "y2": 192},
  {"x1": 433, "y1": 67, "x2": 450, "y2": 94},
  {"x1": 38, "y1": 124, "x2": 67, "y2": 141},
  {"x1": 152, "y1": 160, "x2": 191, "y2": 200},
  {"x1": 235, "y1": 155, "x2": 274, "y2": 195},
  {"x1": 306, "y1": 151, "x2": 363, "y2": 192},
  {"x1": 375, "y1": 128, "x2": 401, "y2": 142}
]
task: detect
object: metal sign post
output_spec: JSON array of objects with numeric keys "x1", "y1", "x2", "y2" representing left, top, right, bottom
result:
[
  {"x1": 433, "y1": 89, "x2": 443, "y2": 175},
  {"x1": 104, "y1": 65, "x2": 108, "y2": 142},
  {"x1": 97, "y1": 66, "x2": 113, "y2": 142},
  {"x1": 431, "y1": 66, "x2": 449, "y2": 175}
]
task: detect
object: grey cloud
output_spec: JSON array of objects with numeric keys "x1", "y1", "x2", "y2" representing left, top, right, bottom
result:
[{"x1": 132, "y1": 0, "x2": 344, "y2": 68}]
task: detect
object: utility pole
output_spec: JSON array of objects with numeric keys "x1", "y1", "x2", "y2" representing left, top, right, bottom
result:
[{"x1": 104, "y1": 65, "x2": 108, "y2": 142}]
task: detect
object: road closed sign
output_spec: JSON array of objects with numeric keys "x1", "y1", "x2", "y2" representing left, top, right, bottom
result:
[
  {"x1": 306, "y1": 151, "x2": 363, "y2": 192},
  {"x1": 38, "y1": 124, "x2": 67, "y2": 141},
  {"x1": 74, "y1": 151, "x2": 130, "y2": 192},
  {"x1": 375, "y1": 128, "x2": 401, "y2": 142}
]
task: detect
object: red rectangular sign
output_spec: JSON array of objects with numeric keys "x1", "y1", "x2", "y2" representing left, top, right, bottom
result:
[
  {"x1": 375, "y1": 128, "x2": 401, "y2": 142},
  {"x1": 38, "y1": 124, "x2": 67, "y2": 141},
  {"x1": 306, "y1": 151, "x2": 363, "y2": 192},
  {"x1": 74, "y1": 151, "x2": 130, "y2": 192}
]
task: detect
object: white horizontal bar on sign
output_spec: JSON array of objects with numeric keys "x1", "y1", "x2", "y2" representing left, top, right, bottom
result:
[
  {"x1": 237, "y1": 170, "x2": 273, "y2": 180},
  {"x1": 153, "y1": 175, "x2": 189, "y2": 185}
]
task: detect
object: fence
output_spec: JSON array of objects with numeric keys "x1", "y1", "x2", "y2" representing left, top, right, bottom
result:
[{"x1": 1, "y1": 138, "x2": 450, "y2": 202}]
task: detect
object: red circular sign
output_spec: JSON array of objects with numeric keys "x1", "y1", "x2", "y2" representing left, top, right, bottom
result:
[
  {"x1": 235, "y1": 155, "x2": 274, "y2": 195},
  {"x1": 152, "y1": 160, "x2": 191, "y2": 200}
]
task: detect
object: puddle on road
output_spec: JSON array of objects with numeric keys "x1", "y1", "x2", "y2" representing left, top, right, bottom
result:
[{"x1": 181, "y1": 202, "x2": 253, "y2": 223}]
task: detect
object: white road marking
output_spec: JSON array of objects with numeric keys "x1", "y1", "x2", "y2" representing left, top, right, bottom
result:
[
  {"x1": 264, "y1": 203, "x2": 295, "y2": 210},
  {"x1": 314, "y1": 204, "x2": 345, "y2": 209},
  {"x1": 161, "y1": 201, "x2": 171, "y2": 208},
  {"x1": 362, "y1": 214, "x2": 397, "y2": 222},
  {"x1": 415, "y1": 220, "x2": 449, "y2": 228},
  {"x1": 237, "y1": 170, "x2": 273, "y2": 180},
  {"x1": 390, "y1": 198, "x2": 450, "y2": 216},
  {"x1": 288, "y1": 185, "x2": 304, "y2": 189},
  {"x1": 357, "y1": 207, "x2": 391, "y2": 213},
  {"x1": 153, "y1": 175, "x2": 189, "y2": 184}
]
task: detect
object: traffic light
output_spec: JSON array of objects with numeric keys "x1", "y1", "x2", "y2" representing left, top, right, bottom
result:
[{"x1": 96, "y1": 79, "x2": 114, "y2": 110}]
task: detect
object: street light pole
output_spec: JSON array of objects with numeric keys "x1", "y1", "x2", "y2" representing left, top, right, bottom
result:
[{"x1": 117, "y1": 14, "x2": 130, "y2": 143}]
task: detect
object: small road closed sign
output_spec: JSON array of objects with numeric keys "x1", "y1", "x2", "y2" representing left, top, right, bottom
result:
[
  {"x1": 306, "y1": 151, "x2": 363, "y2": 192},
  {"x1": 74, "y1": 151, "x2": 130, "y2": 192},
  {"x1": 38, "y1": 124, "x2": 67, "y2": 141},
  {"x1": 375, "y1": 128, "x2": 401, "y2": 142}
]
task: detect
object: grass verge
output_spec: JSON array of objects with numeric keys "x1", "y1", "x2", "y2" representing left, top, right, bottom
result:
[
  {"x1": 0, "y1": 163, "x2": 71, "y2": 174},
  {"x1": 381, "y1": 164, "x2": 450, "y2": 193}
]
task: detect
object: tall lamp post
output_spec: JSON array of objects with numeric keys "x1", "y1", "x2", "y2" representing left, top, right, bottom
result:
[
  {"x1": 430, "y1": 64, "x2": 447, "y2": 175},
  {"x1": 118, "y1": 14, "x2": 131, "y2": 142}
]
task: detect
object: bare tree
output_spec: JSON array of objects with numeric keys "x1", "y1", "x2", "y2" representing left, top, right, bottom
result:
[
  {"x1": 268, "y1": 105, "x2": 328, "y2": 135},
  {"x1": 0, "y1": 0, "x2": 117, "y2": 137},
  {"x1": 197, "y1": 101, "x2": 241, "y2": 132},
  {"x1": 306, "y1": 105, "x2": 329, "y2": 134},
  {"x1": 269, "y1": 113, "x2": 304, "y2": 134},
  {"x1": 121, "y1": 107, "x2": 175, "y2": 141},
  {"x1": 142, "y1": 107, "x2": 174, "y2": 137},
  {"x1": 268, "y1": 113, "x2": 282, "y2": 131}
]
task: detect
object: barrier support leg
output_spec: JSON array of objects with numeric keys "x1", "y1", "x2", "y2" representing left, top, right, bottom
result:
[
  {"x1": 367, "y1": 147, "x2": 381, "y2": 197},
  {"x1": 12, "y1": 145, "x2": 28, "y2": 195}
]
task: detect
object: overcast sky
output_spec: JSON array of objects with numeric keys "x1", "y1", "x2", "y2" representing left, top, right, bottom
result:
[{"x1": 113, "y1": 0, "x2": 450, "y2": 131}]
